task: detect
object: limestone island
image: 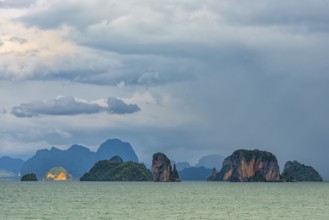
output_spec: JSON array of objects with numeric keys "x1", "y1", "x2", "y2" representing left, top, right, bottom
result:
[
  {"x1": 207, "y1": 149, "x2": 324, "y2": 182},
  {"x1": 152, "y1": 152, "x2": 180, "y2": 182},
  {"x1": 43, "y1": 167, "x2": 72, "y2": 181},
  {"x1": 21, "y1": 173, "x2": 38, "y2": 181},
  {"x1": 281, "y1": 160, "x2": 323, "y2": 182},
  {"x1": 208, "y1": 149, "x2": 280, "y2": 182},
  {"x1": 80, "y1": 156, "x2": 152, "y2": 181}
]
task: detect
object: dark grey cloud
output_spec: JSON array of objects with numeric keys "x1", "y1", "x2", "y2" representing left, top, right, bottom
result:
[
  {"x1": 51, "y1": 58, "x2": 198, "y2": 87},
  {"x1": 212, "y1": 0, "x2": 329, "y2": 32},
  {"x1": 10, "y1": 0, "x2": 327, "y2": 86},
  {"x1": 107, "y1": 97, "x2": 140, "y2": 114},
  {"x1": 11, "y1": 96, "x2": 140, "y2": 117}
]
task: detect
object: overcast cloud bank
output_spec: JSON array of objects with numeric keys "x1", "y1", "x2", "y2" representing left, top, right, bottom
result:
[{"x1": 0, "y1": 0, "x2": 328, "y2": 179}]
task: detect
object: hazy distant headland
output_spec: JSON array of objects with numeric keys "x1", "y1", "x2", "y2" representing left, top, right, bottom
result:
[{"x1": 0, "y1": 138, "x2": 324, "y2": 182}]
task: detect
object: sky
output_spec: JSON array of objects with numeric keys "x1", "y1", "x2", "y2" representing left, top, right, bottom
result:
[{"x1": 0, "y1": 0, "x2": 329, "y2": 178}]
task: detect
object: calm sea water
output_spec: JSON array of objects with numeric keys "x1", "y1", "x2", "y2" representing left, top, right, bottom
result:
[{"x1": 0, "y1": 181, "x2": 328, "y2": 220}]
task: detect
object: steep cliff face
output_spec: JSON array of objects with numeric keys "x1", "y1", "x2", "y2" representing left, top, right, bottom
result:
[
  {"x1": 152, "y1": 152, "x2": 180, "y2": 182},
  {"x1": 211, "y1": 149, "x2": 280, "y2": 182},
  {"x1": 281, "y1": 161, "x2": 323, "y2": 182}
]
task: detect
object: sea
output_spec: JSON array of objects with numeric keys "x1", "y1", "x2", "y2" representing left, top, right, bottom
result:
[{"x1": 0, "y1": 181, "x2": 328, "y2": 220}]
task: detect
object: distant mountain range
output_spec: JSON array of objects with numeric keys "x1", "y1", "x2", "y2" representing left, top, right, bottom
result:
[
  {"x1": 174, "y1": 154, "x2": 224, "y2": 180},
  {"x1": 175, "y1": 162, "x2": 191, "y2": 171},
  {"x1": 179, "y1": 167, "x2": 212, "y2": 181},
  {"x1": 20, "y1": 139, "x2": 139, "y2": 179},
  {"x1": 0, "y1": 156, "x2": 25, "y2": 174},
  {"x1": 196, "y1": 154, "x2": 223, "y2": 170}
]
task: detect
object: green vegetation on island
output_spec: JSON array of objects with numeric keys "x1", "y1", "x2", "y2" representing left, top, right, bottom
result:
[
  {"x1": 80, "y1": 156, "x2": 152, "y2": 181},
  {"x1": 208, "y1": 149, "x2": 280, "y2": 182},
  {"x1": 21, "y1": 173, "x2": 38, "y2": 181},
  {"x1": 281, "y1": 160, "x2": 323, "y2": 182},
  {"x1": 208, "y1": 149, "x2": 324, "y2": 182}
]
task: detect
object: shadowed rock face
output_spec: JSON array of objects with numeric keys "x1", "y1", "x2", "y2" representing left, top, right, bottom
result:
[
  {"x1": 152, "y1": 152, "x2": 180, "y2": 182},
  {"x1": 281, "y1": 160, "x2": 323, "y2": 182},
  {"x1": 21, "y1": 173, "x2": 38, "y2": 181},
  {"x1": 210, "y1": 149, "x2": 280, "y2": 182}
]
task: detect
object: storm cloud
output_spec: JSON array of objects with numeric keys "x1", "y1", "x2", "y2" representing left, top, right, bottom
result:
[
  {"x1": 11, "y1": 96, "x2": 140, "y2": 117},
  {"x1": 1, "y1": 0, "x2": 329, "y2": 180}
]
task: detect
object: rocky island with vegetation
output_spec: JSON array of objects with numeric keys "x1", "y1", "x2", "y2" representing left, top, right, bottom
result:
[
  {"x1": 152, "y1": 152, "x2": 180, "y2": 182},
  {"x1": 80, "y1": 156, "x2": 152, "y2": 181},
  {"x1": 43, "y1": 167, "x2": 72, "y2": 181},
  {"x1": 208, "y1": 149, "x2": 323, "y2": 182},
  {"x1": 281, "y1": 160, "x2": 323, "y2": 182},
  {"x1": 208, "y1": 149, "x2": 280, "y2": 182},
  {"x1": 21, "y1": 173, "x2": 38, "y2": 181}
]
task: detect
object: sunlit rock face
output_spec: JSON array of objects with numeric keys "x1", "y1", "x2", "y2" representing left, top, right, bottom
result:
[
  {"x1": 209, "y1": 149, "x2": 280, "y2": 182},
  {"x1": 152, "y1": 152, "x2": 180, "y2": 182},
  {"x1": 43, "y1": 167, "x2": 72, "y2": 181}
]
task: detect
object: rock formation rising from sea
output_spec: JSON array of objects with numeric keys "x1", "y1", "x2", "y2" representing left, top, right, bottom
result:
[
  {"x1": 21, "y1": 173, "x2": 38, "y2": 181},
  {"x1": 80, "y1": 156, "x2": 152, "y2": 181},
  {"x1": 43, "y1": 167, "x2": 72, "y2": 181},
  {"x1": 152, "y1": 152, "x2": 180, "y2": 182},
  {"x1": 209, "y1": 149, "x2": 280, "y2": 182},
  {"x1": 281, "y1": 160, "x2": 323, "y2": 182}
]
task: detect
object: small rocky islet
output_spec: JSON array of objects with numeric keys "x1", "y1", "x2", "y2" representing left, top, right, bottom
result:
[
  {"x1": 43, "y1": 167, "x2": 72, "y2": 181},
  {"x1": 281, "y1": 160, "x2": 323, "y2": 182},
  {"x1": 152, "y1": 152, "x2": 180, "y2": 182},
  {"x1": 21, "y1": 173, "x2": 38, "y2": 181},
  {"x1": 80, "y1": 156, "x2": 152, "y2": 181}
]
